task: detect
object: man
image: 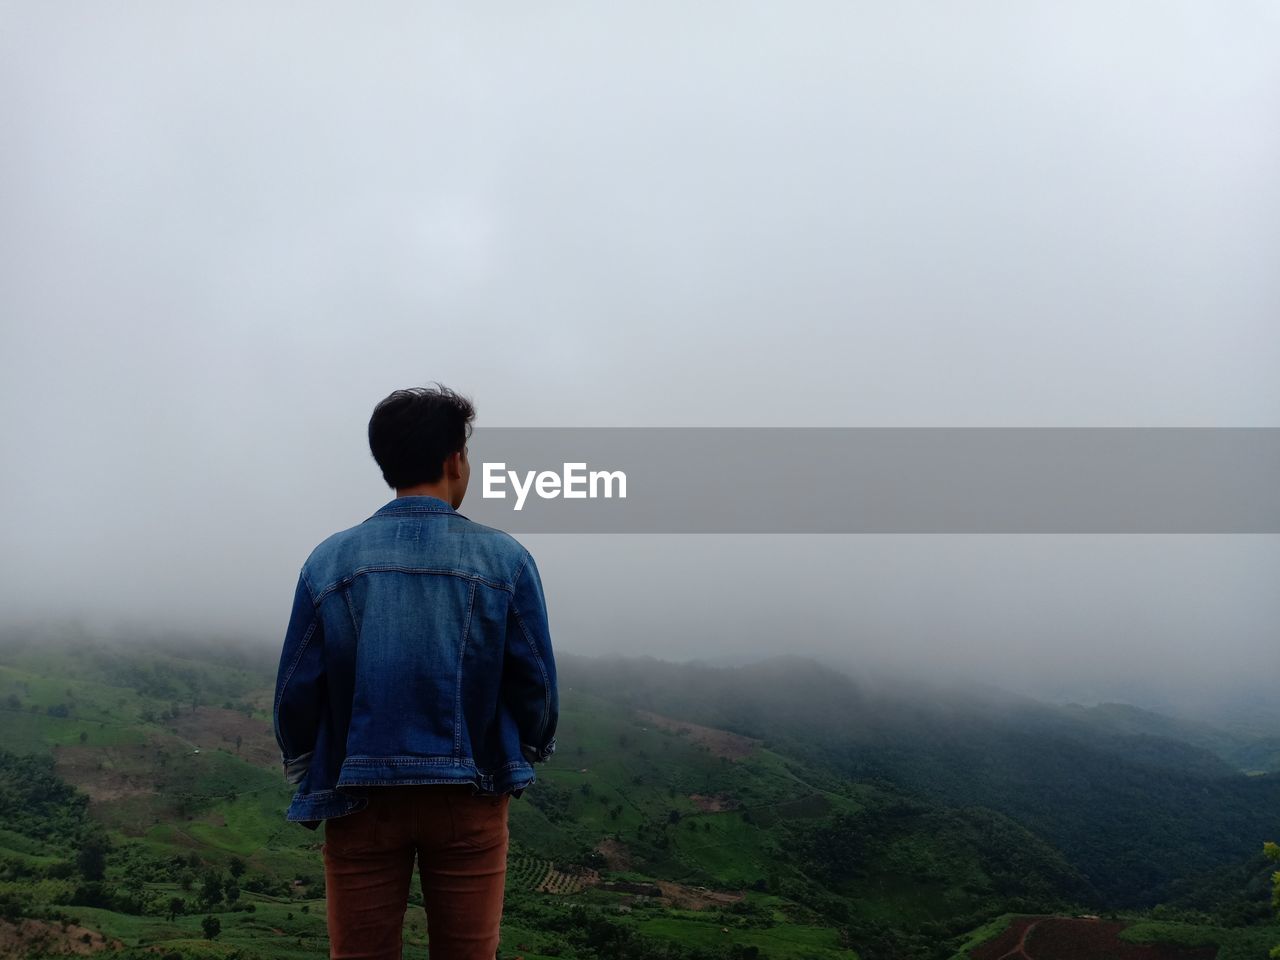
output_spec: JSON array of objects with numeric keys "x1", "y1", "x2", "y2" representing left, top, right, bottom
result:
[{"x1": 273, "y1": 383, "x2": 559, "y2": 960}]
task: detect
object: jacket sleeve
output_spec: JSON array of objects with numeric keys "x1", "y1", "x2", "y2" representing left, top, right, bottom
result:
[
  {"x1": 505, "y1": 551, "x2": 559, "y2": 763},
  {"x1": 273, "y1": 569, "x2": 325, "y2": 785}
]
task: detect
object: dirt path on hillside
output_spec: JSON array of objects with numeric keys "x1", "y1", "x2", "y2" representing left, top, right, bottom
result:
[{"x1": 995, "y1": 917, "x2": 1039, "y2": 960}]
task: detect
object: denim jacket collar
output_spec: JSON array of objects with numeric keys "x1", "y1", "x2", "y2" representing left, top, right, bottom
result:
[{"x1": 369, "y1": 495, "x2": 459, "y2": 519}]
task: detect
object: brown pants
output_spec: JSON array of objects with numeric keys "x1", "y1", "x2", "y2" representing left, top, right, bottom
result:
[{"x1": 322, "y1": 784, "x2": 510, "y2": 960}]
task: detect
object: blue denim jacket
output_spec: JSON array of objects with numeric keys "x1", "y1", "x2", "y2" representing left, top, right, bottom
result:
[{"x1": 272, "y1": 495, "x2": 559, "y2": 830}]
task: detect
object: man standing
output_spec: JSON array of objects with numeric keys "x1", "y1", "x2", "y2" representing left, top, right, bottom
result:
[{"x1": 273, "y1": 384, "x2": 559, "y2": 960}]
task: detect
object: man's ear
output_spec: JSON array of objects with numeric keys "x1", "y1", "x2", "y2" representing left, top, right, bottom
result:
[{"x1": 445, "y1": 450, "x2": 463, "y2": 481}]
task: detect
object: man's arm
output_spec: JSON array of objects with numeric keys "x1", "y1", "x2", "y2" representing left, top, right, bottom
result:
[
  {"x1": 273, "y1": 569, "x2": 326, "y2": 785},
  {"x1": 506, "y1": 551, "x2": 559, "y2": 764}
]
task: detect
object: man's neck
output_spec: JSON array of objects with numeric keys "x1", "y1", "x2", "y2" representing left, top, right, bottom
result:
[{"x1": 396, "y1": 481, "x2": 455, "y2": 506}]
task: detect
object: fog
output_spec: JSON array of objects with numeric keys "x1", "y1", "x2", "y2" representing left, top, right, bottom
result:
[{"x1": 2, "y1": 3, "x2": 1277, "y2": 717}]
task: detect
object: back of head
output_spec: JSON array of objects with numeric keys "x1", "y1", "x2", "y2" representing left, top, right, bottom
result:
[{"x1": 367, "y1": 383, "x2": 476, "y2": 490}]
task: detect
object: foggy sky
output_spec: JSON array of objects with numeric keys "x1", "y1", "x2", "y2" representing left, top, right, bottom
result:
[{"x1": 2, "y1": 3, "x2": 1277, "y2": 713}]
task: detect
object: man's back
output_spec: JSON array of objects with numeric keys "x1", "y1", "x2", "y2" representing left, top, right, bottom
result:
[
  {"x1": 275, "y1": 384, "x2": 553, "y2": 959},
  {"x1": 273, "y1": 494, "x2": 559, "y2": 828}
]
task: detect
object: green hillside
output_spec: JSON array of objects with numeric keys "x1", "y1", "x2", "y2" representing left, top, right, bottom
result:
[{"x1": 0, "y1": 630, "x2": 1276, "y2": 960}]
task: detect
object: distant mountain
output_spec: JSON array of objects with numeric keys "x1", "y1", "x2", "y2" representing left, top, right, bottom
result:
[
  {"x1": 1054, "y1": 701, "x2": 1280, "y2": 775},
  {"x1": 561, "y1": 650, "x2": 1280, "y2": 909}
]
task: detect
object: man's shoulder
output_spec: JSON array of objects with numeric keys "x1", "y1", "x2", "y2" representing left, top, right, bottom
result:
[
  {"x1": 307, "y1": 522, "x2": 364, "y2": 557},
  {"x1": 448, "y1": 513, "x2": 534, "y2": 582},
  {"x1": 299, "y1": 521, "x2": 367, "y2": 592},
  {"x1": 453, "y1": 514, "x2": 530, "y2": 559}
]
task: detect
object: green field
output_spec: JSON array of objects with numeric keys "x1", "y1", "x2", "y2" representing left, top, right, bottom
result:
[{"x1": 0, "y1": 630, "x2": 1276, "y2": 960}]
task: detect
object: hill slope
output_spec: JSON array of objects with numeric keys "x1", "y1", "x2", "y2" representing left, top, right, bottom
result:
[{"x1": 0, "y1": 630, "x2": 1276, "y2": 959}]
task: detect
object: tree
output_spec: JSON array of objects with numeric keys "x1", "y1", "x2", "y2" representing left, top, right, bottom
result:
[
  {"x1": 123, "y1": 864, "x2": 147, "y2": 897},
  {"x1": 76, "y1": 839, "x2": 109, "y2": 881},
  {"x1": 228, "y1": 857, "x2": 246, "y2": 879},
  {"x1": 167, "y1": 897, "x2": 185, "y2": 921},
  {"x1": 201, "y1": 915, "x2": 220, "y2": 941},
  {"x1": 200, "y1": 871, "x2": 223, "y2": 908}
]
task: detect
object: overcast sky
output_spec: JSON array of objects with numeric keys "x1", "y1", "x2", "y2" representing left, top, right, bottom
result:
[{"x1": 2, "y1": 3, "x2": 1277, "y2": 714}]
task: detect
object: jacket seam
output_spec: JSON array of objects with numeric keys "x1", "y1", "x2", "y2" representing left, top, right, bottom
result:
[
  {"x1": 454, "y1": 580, "x2": 477, "y2": 760},
  {"x1": 510, "y1": 558, "x2": 551, "y2": 745},
  {"x1": 312, "y1": 566, "x2": 514, "y2": 604},
  {"x1": 299, "y1": 568, "x2": 319, "y2": 606},
  {"x1": 274, "y1": 615, "x2": 319, "y2": 760},
  {"x1": 513, "y1": 607, "x2": 550, "y2": 741},
  {"x1": 343, "y1": 586, "x2": 360, "y2": 643},
  {"x1": 512, "y1": 550, "x2": 530, "y2": 587},
  {"x1": 369, "y1": 506, "x2": 457, "y2": 517}
]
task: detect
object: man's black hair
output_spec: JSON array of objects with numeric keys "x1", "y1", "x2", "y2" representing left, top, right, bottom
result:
[{"x1": 368, "y1": 383, "x2": 476, "y2": 489}]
